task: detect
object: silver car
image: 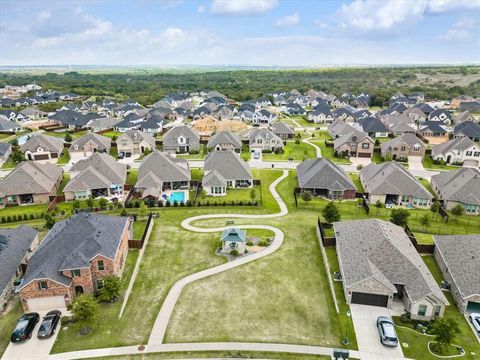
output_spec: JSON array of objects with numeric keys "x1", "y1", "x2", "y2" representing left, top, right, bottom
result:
[
  {"x1": 469, "y1": 313, "x2": 480, "y2": 337},
  {"x1": 377, "y1": 316, "x2": 398, "y2": 347}
]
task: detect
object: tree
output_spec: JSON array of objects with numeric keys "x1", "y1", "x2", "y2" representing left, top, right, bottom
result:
[
  {"x1": 44, "y1": 213, "x2": 56, "y2": 229},
  {"x1": 250, "y1": 188, "x2": 256, "y2": 201},
  {"x1": 301, "y1": 190, "x2": 312, "y2": 206},
  {"x1": 86, "y1": 197, "x2": 94, "y2": 209},
  {"x1": 138, "y1": 201, "x2": 148, "y2": 218},
  {"x1": 390, "y1": 208, "x2": 410, "y2": 227},
  {"x1": 451, "y1": 204, "x2": 465, "y2": 220},
  {"x1": 11, "y1": 150, "x2": 25, "y2": 164},
  {"x1": 97, "y1": 276, "x2": 121, "y2": 303},
  {"x1": 294, "y1": 138, "x2": 300, "y2": 145},
  {"x1": 419, "y1": 214, "x2": 430, "y2": 231},
  {"x1": 430, "y1": 201, "x2": 440, "y2": 219},
  {"x1": 72, "y1": 200, "x2": 81, "y2": 210},
  {"x1": 98, "y1": 198, "x2": 108, "y2": 209},
  {"x1": 322, "y1": 202, "x2": 341, "y2": 223},
  {"x1": 64, "y1": 133, "x2": 73, "y2": 142},
  {"x1": 71, "y1": 294, "x2": 98, "y2": 335},
  {"x1": 431, "y1": 318, "x2": 460, "y2": 354},
  {"x1": 11, "y1": 138, "x2": 18, "y2": 147}
]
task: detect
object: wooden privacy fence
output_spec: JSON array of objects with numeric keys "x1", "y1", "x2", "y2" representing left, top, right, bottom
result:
[
  {"x1": 404, "y1": 224, "x2": 435, "y2": 254},
  {"x1": 128, "y1": 212, "x2": 154, "y2": 249}
]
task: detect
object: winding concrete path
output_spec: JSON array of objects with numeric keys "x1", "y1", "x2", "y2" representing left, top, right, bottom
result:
[
  {"x1": 302, "y1": 137, "x2": 322, "y2": 158},
  {"x1": 147, "y1": 170, "x2": 289, "y2": 345}
]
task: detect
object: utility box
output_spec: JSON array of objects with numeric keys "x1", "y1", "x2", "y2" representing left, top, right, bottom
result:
[{"x1": 333, "y1": 348, "x2": 349, "y2": 360}]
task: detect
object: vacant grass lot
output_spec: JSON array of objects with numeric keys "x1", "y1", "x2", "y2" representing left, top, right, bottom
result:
[
  {"x1": 394, "y1": 255, "x2": 480, "y2": 360},
  {"x1": 279, "y1": 115, "x2": 313, "y2": 128},
  {"x1": 262, "y1": 141, "x2": 317, "y2": 161},
  {"x1": 310, "y1": 132, "x2": 351, "y2": 164}
]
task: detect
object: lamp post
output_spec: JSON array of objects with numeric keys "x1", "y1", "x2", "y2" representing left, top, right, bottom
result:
[{"x1": 343, "y1": 310, "x2": 351, "y2": 345}]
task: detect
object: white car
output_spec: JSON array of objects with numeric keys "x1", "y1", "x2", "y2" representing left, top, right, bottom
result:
[{"x1": 469, "y1": 313, "x2": 480, "y2": 337}]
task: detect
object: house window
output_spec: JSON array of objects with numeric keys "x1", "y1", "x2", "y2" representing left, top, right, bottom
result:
[
  {"x1": 97, "y1": 260, "x2": 105, "y2": 271},
  {"x1": 418, "y1": 304, "x2": 427, "y2": 316},
  {"x1": 433, "y1": 305, "x2": 441, "y2": 317},
  {"x1": 96, "y1": 280, "x2": 104, "y2": 290},
  {"x1": 401, "y1": 146, "x2": 406, "y2": 151},
  {"x1": 38, "y1": 281, "x2": 48, "y2": 290},
  {"x1": 474, "y1": 152, "x2": 480, "y2": 157},
  {"x1": 466, "y1": 151, "x2": 472, "y2": 156},
  {"x1": 71, "y1": 269, "x2": 81, "y2": 277},
  {"x1": 361, "y1": 143, "x2": 369, "y2": 149}
]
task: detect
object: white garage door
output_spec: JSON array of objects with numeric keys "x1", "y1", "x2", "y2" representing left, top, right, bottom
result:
[{"x1": 27, "y1": 296, "x2": 66, "y2": 311}]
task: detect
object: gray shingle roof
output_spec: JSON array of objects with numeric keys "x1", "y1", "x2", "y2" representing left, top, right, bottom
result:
[
  {"x1": 453, "y1": 121, "x2": 480, "y2": 138},
  {"x1": 202, "y1": 169, "x2": 227, "y2": 187},
  {"x1": 69, "y1": 132, "x2": 111, "y2": 153},
  {"x1": 20, "y1": 134, "x2": 64, "y2": 154},
  {"x1": 0, "y1": 142, "x2": 11, "y2": 157},
  {"x1": 0, "y1": 118, "x2": 20, "y2": 131},
  {"x1": 381, "y1": 133, "x2": 425, "y2": 153},
  {"x1": 271, "y1": 122, "x2": 294, "y2": 136},
  {"x1": 0, "y1": 226, "x2": 37, "y2": 294},
  {"x1": 333, "y1": 130, "x2": 371, "y2": 149},
  {"x1": 434, "y1": 234, "x2": 480, "y2": 299},
  {"x1": 118, "y1": 130, "x2": 156, "y2": 148},
  {"x1": 18, "y1": 214, "x2": 130, "y2": 289},
  {"x1": 328, "y1": 119, "x2": 357, "y2": 137},
  {"x1": 204, "y1": 150, "x2": 252, "y2": 182},
  {"x1": 431, "y1": 137, "x2": 476, "y2": 158},
  {"x1": 207, "y1": 131, "x2": 242, "y2": 149},
  {"x1": 431, "y1": 167, "x2": 480, "y2": 205},
  {"x1": 0, "y1": 161, "x2": 63, "y2": 196},
  {"x1": 361, "y1": 161, "x2": 432, "y2": 199},
  {"x1": 69, "y1": 152, "x2": 126, "y2": 184},
  {"x1": 335, "y1": 219, "x2": 447, "y2": 304},
  {"x1": 136, "y1": 151, "x2": 190, "y2": 189},
  {"x1": 296, "y1": 158, "x2": 355, "y2": 191},
  {"x1": 248, "y1": 128, "x2": 283, "y2": 146},
  {"x1": 163, "y1": 126, "x2": 200, "y2": 150}
]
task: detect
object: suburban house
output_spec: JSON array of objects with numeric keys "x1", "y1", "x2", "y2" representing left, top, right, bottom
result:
[
  {"x1": 333, "y1": 130, "x2": 374, "y2": 158},
  {"x1": 271, "y1": 122, "x2": 295, "y2": 140},
  {"x1": 163, "y1": 126, "x2": 200, "y2": 154},
  {"x1": 203, "y1": 150, "x2": 253, "y2": 196},
  {"x1": 328, "y1": 119, "x2": 357, "y2": 138},
  {"x1": 248, "y1": 128, "x2": 284, "y2": 153},
  {"x1": 429, "y1": 109, "x2": 453, "y2": 125},
  {"x1": 252, "y1": 109, "x2": 276, "y2": 124},
  {"x1": 20, "y1": 106, "x2": 48, "y2": 120},
  {"x1": 68, "y1": 132, "x2": 111, "y2": 159},
  {"x1": 380, "y1": 133, "x2": 426, "y2": 160},
  {"x1": 354, "y1": 117, "x2": 388, "y2": 138},
  {"x1": 0, "y1": 142, "x2": 12, "y2": 167},
  {"x1": 296, "y1": 158, "x2": 356, "y2": 199},
  {"x1": 334, "y1": 219, "x2": 448, "y2": 319},
  {"x1": 454, "y1": 110, "x2": 476, "y2": 124},
  {"x1": 453, "y1": 121, "x2": 480, "y2": 142},
  {"x1": 434, "y1": 235, "x2": 480, "y2": 314},
  {"x1": 136, "y1": 151, "x2": 190, "y2": 203},
  {"x1": 0, "y1": 118, "x2": 22, "y2": 133},
  {"x1": 20, "y1": 134, "x2": 64, "y2": 163},
  {"x1": 0, "y1": 226, "x2": 39, "y2": 310},
  {"x1": 117, "y1": 129, "x2": 156, "y2": 157},
  {"x1": 431, "y1": 137, "x2": 479, "y2": 166},
  {"x1": 221, "y1": 228, "x2": 246, "y2": 255},
  {"x1": 418, "y1": 121, "x2": 448, "y2": 141},
  {"x1": 0, "y1": 162, "x2": 63, "y2": 208},
  {"x1": 431, "y1": 168, "x2": 480, "y2": 215},
  {"x1": 17, "y1": 213, "x2": 132, "y2": 311},
  {"x1": 333, "y1": 108, "x2": 355, "y2": 123},
  {"x1": 308, "y1": 107, "x2": 334, "y2": 124},
  {"x1": 206, "y1": 131, "x2": 242, "y2": 152},
  {"x1": 64, "y1": 153, "x2": 127, "y2": 201},
  {"x1": 360, "y1": 162, "x2": 433, "y2": 208}
]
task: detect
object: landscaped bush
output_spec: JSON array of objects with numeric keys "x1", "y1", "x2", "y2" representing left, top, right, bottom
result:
[
  {"x1": 165, "y1": 200, "x2": 171, "y2": 207},
  {"x1": 188, "y1": 150, "x2": 200, "y2": 155},
  {"x1": 230, "y1": 249, "x2": 239, "y2": 256},
  {"x1": 258, "y1": 239, "x2": 268, "y2": 247},
  {"x1": 246, "y1": 240, "x2": 254, "y2": 246},
  {"x1": 173, "y1": 200, "x2": 178, "y2": 207},
  {"x1": 6, "y1": 216, "x2": 11, "y2": 223},
  {"x1": 262, "y1": 149, "x2": 273, "y2": 153}
]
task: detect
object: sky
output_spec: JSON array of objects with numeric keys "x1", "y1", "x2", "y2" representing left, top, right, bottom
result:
[{"x1": 0, "y1": 0, "x2": 479, "y2": 66}]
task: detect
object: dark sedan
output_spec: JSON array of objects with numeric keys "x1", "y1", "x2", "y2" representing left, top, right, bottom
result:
[
  {"x1": 10, "y1": 313, "x2": 40, "y2": 343},
  {"x1": 37, "y1": 310, "x2": 62, "y2": 339}
]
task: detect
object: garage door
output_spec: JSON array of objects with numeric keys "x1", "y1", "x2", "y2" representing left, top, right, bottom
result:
[
  {"x1": 351, "y1": 292, "x2": 388, "y2": 307},
  {"x1": 27, "y1": 296, "x2": 66, "y2": 311},
  {"x1": 466, "y1": 301, "x2": 480, "y2": 313},
  {"x1": 34, "y1": 154, "x2": 49, "y2": 160},
  {"x1": 358, "y1": 152, "x2": 371, "y2": 158}
]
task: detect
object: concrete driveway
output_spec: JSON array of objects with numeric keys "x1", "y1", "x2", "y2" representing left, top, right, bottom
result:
[
  {"x1": 408, "y1": 156, "x2": 439, "y2": 181},
  {"x1": 2, "y1": 309, "x2": 66, "y2": 360},
  {"x1": 350, "y1": 304, "x2": 405, "y2": 360}
]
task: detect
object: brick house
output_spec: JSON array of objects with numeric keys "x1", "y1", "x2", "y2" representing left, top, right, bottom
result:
[
  {"x1": 380, "y1": 133, "x2": 426, "y2": 160},
  {"x1": 333, "y1": 130, "x2": 374, "y2": 158},
  {"x1": 17, "y1": 213, "x2": 132, "y2": 312}
]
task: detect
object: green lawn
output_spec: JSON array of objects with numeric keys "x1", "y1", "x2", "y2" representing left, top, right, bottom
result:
[
  {"x1": 57, "y1": 149, "x2": 70, "y2": 165},
  {"x1": 0, "y1": 300, "x2": 23, "y2": 357},
  {"x1": 1, "y1": 156, "x2": 18, "y2": 169},
  {"x1": 126, "y1": 170, "x2": 138, "y2": 185},
  {"x1": 110, "y1": 145, "x2": 119, "y2": 159},
  {"x1": 57, "y1": 173, "x2": 70, "y2": 194},
  {"x1": 279, "y1": 115, "x2": 313, "y2": 128},
  {"x1": 311, "y1": 140, "x2": 351, "y2": 164},
  {"x1": 176, "y1": 144, "x2": 207, "y2": 160},
  {"x1": 132, "y1": 220, "x2": 147, "y2": 239},
  {"x1": 101, "y1": 352, "x2": 333, "y2": 360},
  {"x1": 101, "y1": 131, "x2": 123, "y2": 140},
  {"x1": 417, "y1": 177, "x2": 436, "y2": 197},
  {"x1": 241, "y1": 143, "x2": 251, "y2": 161},
  {"x1": 0, "y1": 203, "x2": 49, "y2": 220},
  {"x1": 198, "y1": 186, "x2": 261, "y2": 205},
  {"x1": 191, "y1": 168, "x2": 204, "y2": 181},
  {"x1": 262, "y1": 141, "x2": 317, "y2": 161},
  {"x1": 422, "y1": 156, "x2": 460, "y2": 170},
  {"x1": 393, "y1": 255, "x2": 480, "y2": 360},
  {"x1": 349, "y1": 173, "x2": 364, "y2": 193}
]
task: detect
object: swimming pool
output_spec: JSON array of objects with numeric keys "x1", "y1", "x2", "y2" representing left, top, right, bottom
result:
[{"x1": 168, "y1": 191, "x2": 185, "y2": 203}]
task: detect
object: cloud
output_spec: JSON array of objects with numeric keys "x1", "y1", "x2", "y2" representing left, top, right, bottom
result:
[
  {"x1": 439, "y1": 18, "x2": 479, "y2": 42},
  {"x1": 197, "y1": 5, "x2": 205, "y2": 13},
  {"x1": 158, "y1": 0, "x2": 184, "y2": 9},
  {"x1": 210, "y1": 0, "x2": 278, "y2": 15},
  {"x1": 427, "y1": 0, "x2": 480, "y2": 14},
  {"x1": 276, "y1": 12, "x2": 300, "y2": 27}
]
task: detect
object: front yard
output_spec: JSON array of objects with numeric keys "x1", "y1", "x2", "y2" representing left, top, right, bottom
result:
[
  {"x1": 262, "y1": 140, "x2": 317, "y2": 161},
  {"x1": 0, "y1": 301, "x2": 23, "y2": 356},
  {"x1": 422, "y1": 155, "x2": 461, "y2": 170}
]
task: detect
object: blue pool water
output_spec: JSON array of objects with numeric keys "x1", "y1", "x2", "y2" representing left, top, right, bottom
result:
[{"x1": 168, "y1": 191, "x2": 185, "y2": 203}]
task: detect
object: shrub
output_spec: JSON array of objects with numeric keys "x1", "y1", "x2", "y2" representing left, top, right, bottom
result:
[
  {"x1": 23, "y1": 214, "x2": 28, "y2": 221},
  {"x1": 186, "y1": 200, "x2": 192, "y2": 207},
  {"x1": 157, "y1": 201, "x2": 163, "y2": 207},
  {"x1": 120, "y1": 209, "x2": 128, "y2": 216},
  {"x1": 97, "y1": 276, "x2": 121, "y2": 303},
  {"x1": 390, "y1": 208, "x2": 410, "y2": 227},
  {"x1": 188, "y1": 149, "x2": 200, "y2": 155},
  {"x1": 258, "y1": 239, "x2": 268, "y2": 246},
  {"x1": 12, "y1": 215, "x2": 17, "y2": 222},
  {"x1": 230, "y1": 249, "x2": 239, "y2": 256},
  {"x1": 1, "y1": 217, "x2": 4, "y2": 223},
  {"x1": 322, "y1": 202, "x2": 341, "y2": 223},
  {"x1": 173, "y1": 200, "x2": 178, "y2": 207},
  {"x1": 180, "y1": 201, "x2": 185, "y2": 207},
  {"x1": 165, "y1": 200, "x2": 171, "y2": 207},
  {"x1": 6, "y1": 216, "x2": 11, "y2": 223},
  {"x1": 246, "y1": 240, "x2": 254, "y2": 246}
]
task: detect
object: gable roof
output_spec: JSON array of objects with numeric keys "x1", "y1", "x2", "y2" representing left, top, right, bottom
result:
[
  {"x1": 69, "y1": 152, "x2": 126, "y2": 184},
  {"x1": 20, "y1": 134, "x2": 64, "y2": 154},
  {"x1": 335, "y1": 219, "x2": 447, "y2": 304},
  {"x1": 0, "y1": 142, "x2": 11, "y2": 157},
  {"x1": 419, "y1": 121, "x2": 447, "y2": 134},
  {"x1": 431, "y1": 167, "x2": 480, "y2": 205},
  {"x1": 221, "y1": 228, "x2": 246, "y2": 242},
  {"x1": 248, "y1": 128, "x2": 283, "y2": 145},
  {"x1": 296, "y1": 158, "x2": 355, "y2": 192},
  {"x1": 453, "y1": 121, "x2": 480, "y2": 138},
  {"x1": 357, "y1": 117, "x2": 387, "y2": 133},
  {"x1": 0, "y1": 226, "x2": 38, "y2": 294},
  {"x1": 361, "y1": 161, "x2": 432, "y2": 199},
  {"x1": 118, "y1": 129, "x2": 156, "y2": 147},
  {"x1": 380, "y1": 133, "x2": 425, "y2": 153},
  {"x1": 431, "y1": 137, "x2": 477, "y2": 158},
  {"x1": 434, "y1": 234, "x2": 480, "y2": 299},
  {"x1": 136, "y1": 151, "x2": 190, "y2": 189},
  {"x1": 69, "y1": 132, "x2": 111, "y2": 152},
  {"x1": 202, "y1": 169, "x2": 227, "y2": 188},
  {"x1": 334, "y1": 130, "x2": 372, "y2": 149},
  {"x1": 0, "y1": 161, "x2": 62, "y2": 196},
  {"x1": 328, "y1": 119, "x2": 357, "y2": 137},
  {"x1": 207, "y1": 131, "x2": 242, "y2": 149},
  {"x1": 18, "y1": 214, "x2": 129, "y2": 289},
  {"x1": 0, "y1": 118, "x2": 20, "y2": 131},
  {"x1": 271, "y1": 122, "x2": 294, "y2": 135},
  {"x1": 204, "y1": 150, "x2": 252, "y2": 181},
  {"x1": 163, "y1": 126, "x2": 200, "y2": 148}
]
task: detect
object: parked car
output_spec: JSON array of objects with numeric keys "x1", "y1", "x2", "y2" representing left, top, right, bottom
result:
[
  {"x1": 37, "y1": 310, "x2": 62, "y2": 339},
  {"x1": 10, "y1": 313, "x2": 40, "y2": 343},
  {"x1": 377, "y1": 316, "x2": 398, "y2": 347},
  {"x1": 118, "y1": 152, "x2": 125, "y2": 159},
  {"x1": 253, "y1": 152, "x2": 260, "y2": 160},
  {"x1": 469, "y1": 313, "x2": 480, "y2": 337}
]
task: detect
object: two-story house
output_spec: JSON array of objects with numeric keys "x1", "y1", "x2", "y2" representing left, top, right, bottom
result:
[
  {"x1": 163, "y1": 126, "x2": 200, "y2": 154},
  {"x1": 117, "y1": 129, "x2": 156, "y2": 157}
]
